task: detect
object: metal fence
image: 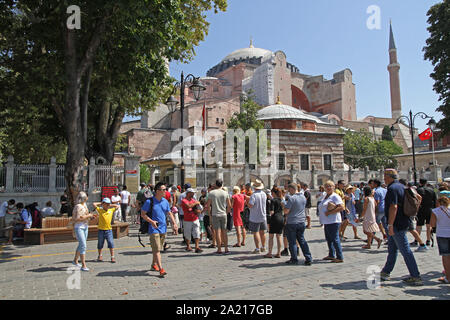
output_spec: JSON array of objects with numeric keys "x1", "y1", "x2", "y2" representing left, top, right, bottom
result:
[
  {"x1": 94, "y1": 166, "x2": 124, "y2": 191},
  {"x1": 13, "y1": 165, "x2": 49, "y2": 192},
  {"x1": 0, "y1": 166, "x2": 5, "y2": 191}
]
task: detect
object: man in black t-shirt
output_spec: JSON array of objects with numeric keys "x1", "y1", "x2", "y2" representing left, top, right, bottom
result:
[
  {"x1": 415, "y1": 179, "x2": 437, "y2": 247},
  {"x1": 380, "y1": 169, "x2": 422, "y2": 286}
]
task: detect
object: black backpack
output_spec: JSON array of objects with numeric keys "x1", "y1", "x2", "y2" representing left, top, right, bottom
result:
[{"x1": 138, "y1": 197, "x2": 154, "y2": 247}]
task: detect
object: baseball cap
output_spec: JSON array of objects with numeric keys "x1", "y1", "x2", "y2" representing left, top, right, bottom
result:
[
  {"x1": 186, "y1": 188, "x2": 195, "y2": 194},
  {"x1": 184, "y1": 183, "x2": 191, "y2": 189},
  {"x1": 102, "y1": 198, "x2": 111, "y2": 204}
]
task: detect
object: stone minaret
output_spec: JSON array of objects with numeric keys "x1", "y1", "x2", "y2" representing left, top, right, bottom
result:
[{"x1": 387, "y1": 21, "x2": 402, "y2": 120}]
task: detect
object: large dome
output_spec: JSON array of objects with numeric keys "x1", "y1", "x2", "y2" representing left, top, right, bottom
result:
[{"x1": 221, "y1": 46, "x2": 272, "y2": 62}]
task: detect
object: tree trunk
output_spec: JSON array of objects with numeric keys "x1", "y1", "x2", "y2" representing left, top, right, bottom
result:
[
  {"x1": 63, "y1": 27, "x2": 84, "y2": 211},
  {"x1": 92, "y1": 102, "x2": 126, "y2": 164}
]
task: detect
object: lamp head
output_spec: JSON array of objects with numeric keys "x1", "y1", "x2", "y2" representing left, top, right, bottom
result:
[
  {"x1": 189, "y1": 77, "x2": 206, "y2": 101},
  {"x1": 427, "y1": 118, "x2": 436, "y2": 131}
]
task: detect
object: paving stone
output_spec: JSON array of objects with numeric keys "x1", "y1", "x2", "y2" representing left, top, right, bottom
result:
[{"x1": 0, "y1": 219, "x2": 449, "y2": 299}]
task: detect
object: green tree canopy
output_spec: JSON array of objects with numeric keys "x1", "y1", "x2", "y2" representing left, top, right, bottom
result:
[
  {"x1": 227, "y1": 92, "x2": 265, "y2": 164},
  {"x1": 423, "y1": 0, "x2": 450, "y2": 136},
  {"x1": 342, "y1": 129, "x2": 403, "y2": 170},
  {"x1": 0, "y1": 0, "x2": 226, "y2": 204}
]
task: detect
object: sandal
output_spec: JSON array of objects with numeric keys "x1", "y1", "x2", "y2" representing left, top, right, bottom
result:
[
  {"x1": 111, "y1": 257, "x2": 116, "y2": 263},
  {"x1": 274, "y1": 254, "x2": 281, "y2": 258},
  {"x1": 208, "y1": 244, "x2": 216, "y2": 248},
  {"x1": 264, "y1": 254, "x2": 273, "y2": 258},
  {"x1": 362, "y1": 245, "x2": 371, "y2": 249},
  {"x1": 241, "y1": 242, "x2": 245, "y2": 246},
  {"x1": 377, "y1": 239, "x2": 382, "y2": 249},
  {"x1": 232, "y1": 244, "x2": 241, "y2": 247},
  {"x1": 438, "y1": 277, "x2": 449, "y2": 284},
  {"x1": 185, "y1": 247, "x2": 193, "y2": 252},
  {"x1": 97, "y1": 256, "x2": 103, "y2": 262}
]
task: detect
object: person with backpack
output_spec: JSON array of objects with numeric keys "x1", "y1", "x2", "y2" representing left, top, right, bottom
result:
[
  {"x1": 415, "y1": 179, "x2": 437, "y2": 248},
  {"x1": 398, "y1": 179, "x2": 429, "y2": 252},
  {"x1": 380, "y1": 169, "x2": 423, "y2": 286},
  {"x1": 140, "y1": 182, "x2": 177, "y2": 277}
]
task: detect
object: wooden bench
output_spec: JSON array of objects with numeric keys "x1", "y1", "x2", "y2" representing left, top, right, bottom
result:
[{"x1": 24, "y1": 217, "x2": 129, "y2": 245}]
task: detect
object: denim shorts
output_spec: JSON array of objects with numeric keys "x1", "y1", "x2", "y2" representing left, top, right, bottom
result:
[
  {"x1": 437, "y1": 237, "x2": 450, "y2": 256},
  {"x1": 98, "y1": 229, "x2": 114, "y2": 249},
  {"x1": 375, "y1": 213, "x2": 384, "y2": 225}
]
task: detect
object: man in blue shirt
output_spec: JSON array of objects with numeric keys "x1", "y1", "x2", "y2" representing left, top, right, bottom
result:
[
  {"x1": 380, "y1": 169, "x2": 422, "y2": 286},
  {"x1": 373, "y1": 179, "x2": 388, "y2": 240},
  {"x1": 141, "y1": 182, "x2": 177, "y2": 277},
  {"x1": 283, "y1": 183, "x2": 312, "y2": 265}
]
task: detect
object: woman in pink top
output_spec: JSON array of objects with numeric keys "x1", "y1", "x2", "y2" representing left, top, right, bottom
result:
[
  {"x1": 361, "y1": 186, "x2": 382, "y2": 249},
  {"x1": 231, "y1": 186, "x2": 247, "y2": 247}
]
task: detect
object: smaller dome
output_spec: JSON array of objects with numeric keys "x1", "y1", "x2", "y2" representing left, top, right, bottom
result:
[{"x1": 257, "y1": 104, "x2": 324, "y2": 123}]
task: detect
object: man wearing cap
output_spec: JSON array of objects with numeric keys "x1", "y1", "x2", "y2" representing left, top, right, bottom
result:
[
  {"x1": 380, "y1": 169, "x2": 423, "y2": 286},
  {"x1": 248, "y1": 179, "x2": 268, "y2": 254},
  {"x1": 178, "y1": 183, "x2": 194, "y2": 245},
  {"x1": 181, "y1": 188, "x2": 203, "y2": 253},
  {"x1": 93, "y1": 198, "x2": 119, "y2": 263}
]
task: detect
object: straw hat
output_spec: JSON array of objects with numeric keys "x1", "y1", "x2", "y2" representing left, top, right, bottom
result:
[{"x1": 252, "y1": 179, "x2": 264, "y2": 190}]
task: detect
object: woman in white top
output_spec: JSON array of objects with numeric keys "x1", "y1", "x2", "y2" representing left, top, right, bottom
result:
[
  {"x1": 318, "y1": 181, "x2": 345, "y2": 263},
  {"x1": 72, "y1": 192, "x2": 95, "y2": 271},
  {"x1": 430, "y1": 195, "x2": 450, "y2": 284},
  {"x1": 111, "y1": 188, "x2": 122, "y2": 222}
]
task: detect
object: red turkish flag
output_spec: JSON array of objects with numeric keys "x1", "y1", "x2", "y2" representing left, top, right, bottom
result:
[
  {"x1": 202, "y1": 102, "x2": 206, "y2": 132},
  {"x1": 418, "y1": 128, "x2": 433, "y2": 141}
]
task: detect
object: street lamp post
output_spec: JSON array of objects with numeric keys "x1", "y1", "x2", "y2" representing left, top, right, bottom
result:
[
  {"x1": 166, "y1": 71, "x2": 206, "y2": 187},
  {"x1": 390, "y1": 110, "x2": 436, "y2": 185}
]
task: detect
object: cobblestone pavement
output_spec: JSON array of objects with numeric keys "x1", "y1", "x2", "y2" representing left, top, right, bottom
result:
[{"x1": 0, "y1": 216, "x2": 448, "y2": 300}]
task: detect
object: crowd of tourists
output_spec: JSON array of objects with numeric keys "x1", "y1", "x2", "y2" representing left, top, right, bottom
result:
[
  {"x1": 1, "y1": 171, "x2": 449, "y2": 284},
  {"x1": 126, "y1": 172, "x2": 450, "y2": 283}
]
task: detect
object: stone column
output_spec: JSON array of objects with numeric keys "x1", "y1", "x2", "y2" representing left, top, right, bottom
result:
[
  {"x1": 244, "y1": 163, "x2": 250, "y2": 185},
  {"x1": 5, "y1": 155, "x2": 14, "y2": 193},
  {"x1": 124, "y1": 154, "x2": 141, "y2": 193},
  {"x1": 432, "y1": 164, "x2": 442, "y2": 183},
  {"x1": 173, "y1": 166, "x2": 179, "y2": 186},
  {"x1": 348, "y1": 166, "x2": 353, "y2": 184},
  {"x1": 184, "y1": 159, "x2": 197, "y2": 188},
  {"x1": 216, "y1": 161, "x2": 224, "y2": 182},
  {"x1": 289, "y1": 164, "x2": 297, "y2": 184},
  {"x1": 311, "y1": 165, "x2": 317, "y2": 189},
  {"x1": 48, "y1": 156, "x2": 57, "y2": 192},
  {"x1": 88, "y1": 157, "x2": 96, "y2": 194},
  {"x1": 151, "y1": 168, "x2": 157, "y2": 185},
  {"x1": 364, "y1": 166, "x2": 369, "y2": 182},
  {"x1": 379, "y1": 166, "x2": 385, "y2": 183},
  {"x1": 407, "y1": 167, "x2": 413, "y2": 183}
]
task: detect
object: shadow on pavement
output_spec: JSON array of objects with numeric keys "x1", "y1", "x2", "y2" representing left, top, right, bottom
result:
[
  {"x1": 96, "y1": 269, "x2": 156, "y2": 277},
  {"x1": 27, "y1": 266, "x2": 69, "y2": 272},
  {"x1": 238, "y1": 262, "x2": 291, "y2": 269},
  {"x1": 0, "y1": 244, "x2": 24, "y2": 263},
  {"x1": 120, "y1": 251, "x2": 151, "y2": 256}
]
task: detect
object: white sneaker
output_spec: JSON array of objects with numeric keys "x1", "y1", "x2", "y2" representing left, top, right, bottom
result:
[
  {"x1": 72, "y1": 261, "x2": 82, "y2": 268},
  {"x1": 252, "y1": 248, "x2": 260, "y2": 254},
  {"x1": 81, "y1": 267, "x2": 90, "y2": 272}
]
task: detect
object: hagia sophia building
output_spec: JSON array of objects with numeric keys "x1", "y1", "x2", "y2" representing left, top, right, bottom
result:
[{"x1": 116, "y1": 23, "x2": 423, "y2": 188}]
